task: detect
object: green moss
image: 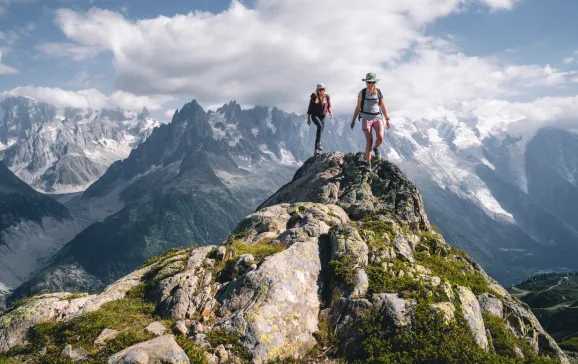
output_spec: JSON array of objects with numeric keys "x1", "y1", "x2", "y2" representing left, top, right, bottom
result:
[
  {"x1": 230, "y1": 240, "x2": 284, "y2": 263},
  {"x1": 356, "y1": 300, "x2": 489, "y2": 363},
  {"x1": 365, "y1": 263, "x2": 429, "y2": 301},
  {"x1": 206, "y1": 329, "x2": 252, "y2": 361},
  {"x1": 140, "y1": 247, "x2": 187, "y2": 268},
  {"x1": 329, "y1": 256, "x2": 359, "y2": 287},
  {"x1": 358, "y1": 221, "x2": 394, "y2": 249},
  {"x1": 174, "y1": 336, "x2": 207, "y2": 363},
  {"x1": 483, "y1": 313, "x2": 558, "y2": 363},
  {"x1": 64, "y1": 293, "x2": 89, "y2": 301},
  {"x1": 415, "y1": 251, "x2": 489, "y2": 295},
  {"x1": 226, "y1": 231, "x2": 251, "y2": 244},
  {"x1": 313, "y1": 313, "x2": 339, "y2": 353},
  {"x1": 355, "y1": 299, "x2": 559, "y2": 364}
]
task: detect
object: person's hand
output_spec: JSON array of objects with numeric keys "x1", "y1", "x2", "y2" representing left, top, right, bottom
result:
[
  {"x1": 330, "y1": 113, "x2": 333, "y2": 119},
  {"x1": 307, "y1": 117, "x2": 311, "y2": 126},
  {"x1": 350, "y1": 121, "x2": 355, "y2": 129},
  {"x1": 386, "y1": 119, "x2": 391, "y2": 129}
]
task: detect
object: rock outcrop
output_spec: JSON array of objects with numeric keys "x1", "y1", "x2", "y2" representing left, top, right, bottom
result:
[{"x1": 0, "y1": 153, "x2": 569, "y2": 363}]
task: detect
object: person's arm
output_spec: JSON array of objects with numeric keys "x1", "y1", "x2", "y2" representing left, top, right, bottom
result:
[
  {"x1": 380, "y1": 98, "x2": 390, "y2": 129},
  {"x1": 327, "y1": 95, "x2": 333, "y2": 119},
  {"x1": 307, "y1": 96, "x2": 314, "y2": 125},
  {"x1": 350, "y1": 96, "x2": 362, "y2": 129}
]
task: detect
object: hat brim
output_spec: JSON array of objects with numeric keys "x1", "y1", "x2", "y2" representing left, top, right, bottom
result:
[{"x1": 362, "y1": 79, "x2": 380, "y2": 82}]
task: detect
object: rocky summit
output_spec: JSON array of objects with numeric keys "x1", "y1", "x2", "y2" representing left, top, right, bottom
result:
[{"x1": 0, "y1": 152, "x2": 569, "y2": 363}]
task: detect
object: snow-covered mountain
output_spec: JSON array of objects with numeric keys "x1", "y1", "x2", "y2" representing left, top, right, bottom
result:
[
  {"x1": 7, "y1": 98, "x2": 578, "y2": 302},
  {"x1": 0, "y1": 161, "x2": 86, "y2": 307},
  {"x1": 378, "y1": 113, "x2": 578, "y2": 286},
  {"x1": 0, "y1": 96, "x2": 159, "y2": 194}
]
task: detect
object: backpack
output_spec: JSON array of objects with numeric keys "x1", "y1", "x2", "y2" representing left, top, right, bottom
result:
[{"x1": 359, "y1": 88, "x2": 383, "y2": 120}]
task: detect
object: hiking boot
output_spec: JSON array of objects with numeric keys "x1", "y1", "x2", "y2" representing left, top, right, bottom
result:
[
  {"x1": 373, "y1": 146, "x2": 381, "y2": 160},
  {"x1": 317, "y1": 143, "x2": 323, "y2": 151},
  {"x1": 363, "y1": 163, "x2": 372, "y2": 172},
  {"x1": 315, "y1": 149, "x2": 321, "y2": 156}
]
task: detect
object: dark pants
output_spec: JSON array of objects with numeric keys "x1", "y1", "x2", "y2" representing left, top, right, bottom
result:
[{"x1": 312, "y1": 115, "x2": 325, "y2": 148}]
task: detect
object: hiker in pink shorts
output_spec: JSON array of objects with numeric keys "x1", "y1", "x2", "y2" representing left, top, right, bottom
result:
[{"x1": 350, "y1": 72, "x2": 391, "y2": 171}]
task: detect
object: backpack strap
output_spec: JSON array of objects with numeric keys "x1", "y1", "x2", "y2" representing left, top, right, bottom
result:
[
  {"x1": 359, "y1": 88, "x2": 367, "y2": 120},
  {"x1": 359, "y1": 88, "x2": 383, "y2": 120}
]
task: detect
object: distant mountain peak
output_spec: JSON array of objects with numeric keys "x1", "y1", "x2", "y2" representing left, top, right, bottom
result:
[{"x1": 0, "y1": 97, "x2": 159, "y2": 193}]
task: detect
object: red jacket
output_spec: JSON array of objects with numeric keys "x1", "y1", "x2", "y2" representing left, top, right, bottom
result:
[{"x1": 307, "y1": 93, "x2": 331, "y2": 116}]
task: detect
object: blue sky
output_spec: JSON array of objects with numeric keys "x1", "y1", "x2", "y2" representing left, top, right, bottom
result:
[{"x1": 0, "y1": 0, "x2": 577, "y2": 122}]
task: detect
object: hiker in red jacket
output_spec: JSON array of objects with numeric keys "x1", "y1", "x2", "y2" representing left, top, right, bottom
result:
[
  {"x1": 350, "y1": 73, "x2": 391, "y2": 171},
  {"x1": 307, "y1": 83, "x2": 333, "y2": 155}
]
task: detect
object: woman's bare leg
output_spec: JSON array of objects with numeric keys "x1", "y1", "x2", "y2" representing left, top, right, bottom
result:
[
  {"x1": 373, "y1": 119, "x2": 384, "y2": 149},
  {"x1": 364, "y1": 128, "x2": 373, "y2": 164}
]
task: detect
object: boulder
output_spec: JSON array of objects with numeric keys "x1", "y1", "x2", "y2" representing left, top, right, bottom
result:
[
  {"x1": 61, "y1": 344, "x2": 89, "y2": 362},
  {"x1": 172, "y1": 321, "x2": 188, "y2": 336},
  {"x1": 431, "y1": 302, "x2": 456, "y2": 324},
  {"x1": 107, "y1": 335, "x2": 190, "y2": 364},
  {"x1": 329, "y1": 225, "x2": 369, "y2": 265},
  {"x1": 371, "y1": 293, "x2": 414, "y2": 328},
  {"x1": 216, "y1": 240, "x2": 322, "y2": 363},
  {"x1": 457, "y1": 286, "x2": 489, "y2": 351},
  {"x1": 145, "y1": 321, "x2": 167, "y2": 336},
  {"x1": 477, "y1": 293, "x2": 503, "y2": 318},
  {"x1": 95, "y1": 328, "x2": 120, "y2": 346}
]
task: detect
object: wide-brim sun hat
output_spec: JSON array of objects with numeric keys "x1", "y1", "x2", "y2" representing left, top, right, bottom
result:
[
  {"x1": 362, "y1": 73, "x2": 380, "y2": 82},
  {"x1": 316, "y1": 83, "x2": 326, "y2": 89}
]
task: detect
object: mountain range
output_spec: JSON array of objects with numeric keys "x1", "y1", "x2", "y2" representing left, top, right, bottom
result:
[
  {"x1": 0, "y1": 96, "x2": 158, "y2": 194},
  {"x1": 2, "y1": 96, "x2": 578, "y2": 304}
]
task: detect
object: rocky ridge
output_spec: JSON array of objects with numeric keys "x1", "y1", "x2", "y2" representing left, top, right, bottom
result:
[{"x1": 0, "y1": 153, "x2": 569, "y2": 363}]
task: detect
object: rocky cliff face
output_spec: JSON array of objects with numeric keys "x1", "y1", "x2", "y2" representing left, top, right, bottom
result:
[{"x1": 0, "y1": 153, "x2": 569, "y2": 363}]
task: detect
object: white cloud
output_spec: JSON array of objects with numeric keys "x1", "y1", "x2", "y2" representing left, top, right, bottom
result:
[
  {"x1": 35, "y1": 42, "x2": 104, "y2": 61},
  {"x1": 478, "y1": 0, "x2": 519, "y2": 10},
  {"x1": 45, "y1": 0, "x2": 563, "y2": 116},
  {"x1": 0, "y1": 50, "x2": 18, "y2": 74},
  {"x1": 1, "y1": 87, "x2": 173, "y2": 110}
]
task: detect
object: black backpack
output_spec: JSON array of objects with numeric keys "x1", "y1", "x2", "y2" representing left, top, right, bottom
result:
[{"x1": 359, "y1": 88, "x2": 383, "y2": 120}]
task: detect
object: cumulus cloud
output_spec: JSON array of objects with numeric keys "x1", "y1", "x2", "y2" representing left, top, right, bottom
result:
[
  {"x1": 0, "y1": 50, "x2": 18, "y2": 74},
  {"x1": 44, "y1": 0, "x2": 569, "y2": 115},
  {"x1": 1, "y1": 87, "x2": 173, "y2": 110}
]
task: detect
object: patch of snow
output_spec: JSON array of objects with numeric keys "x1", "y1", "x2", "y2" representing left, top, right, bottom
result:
[
  {"x1": 473, "y1": 189, "x2": 515, "y2": 220},
  {"x1": 252, "y1": 127, "x2": 259, "y2": 137},
  {"x1": 480, "y1": 158, "x2": 496, "y2": 170},
  {"x1": 387, "y1": 147, "x2": 403, "y2": 163},
  {"x1": 265, "y1": 109, "x2": 277, "y2": 133},
  {"x1": 279, "y1": 148, "x2": 299, "y2": 166}
]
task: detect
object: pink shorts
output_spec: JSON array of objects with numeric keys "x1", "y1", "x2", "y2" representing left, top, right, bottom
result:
[{"x1": 362, "y1": 118, "x2": 383, "y2": 132}]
